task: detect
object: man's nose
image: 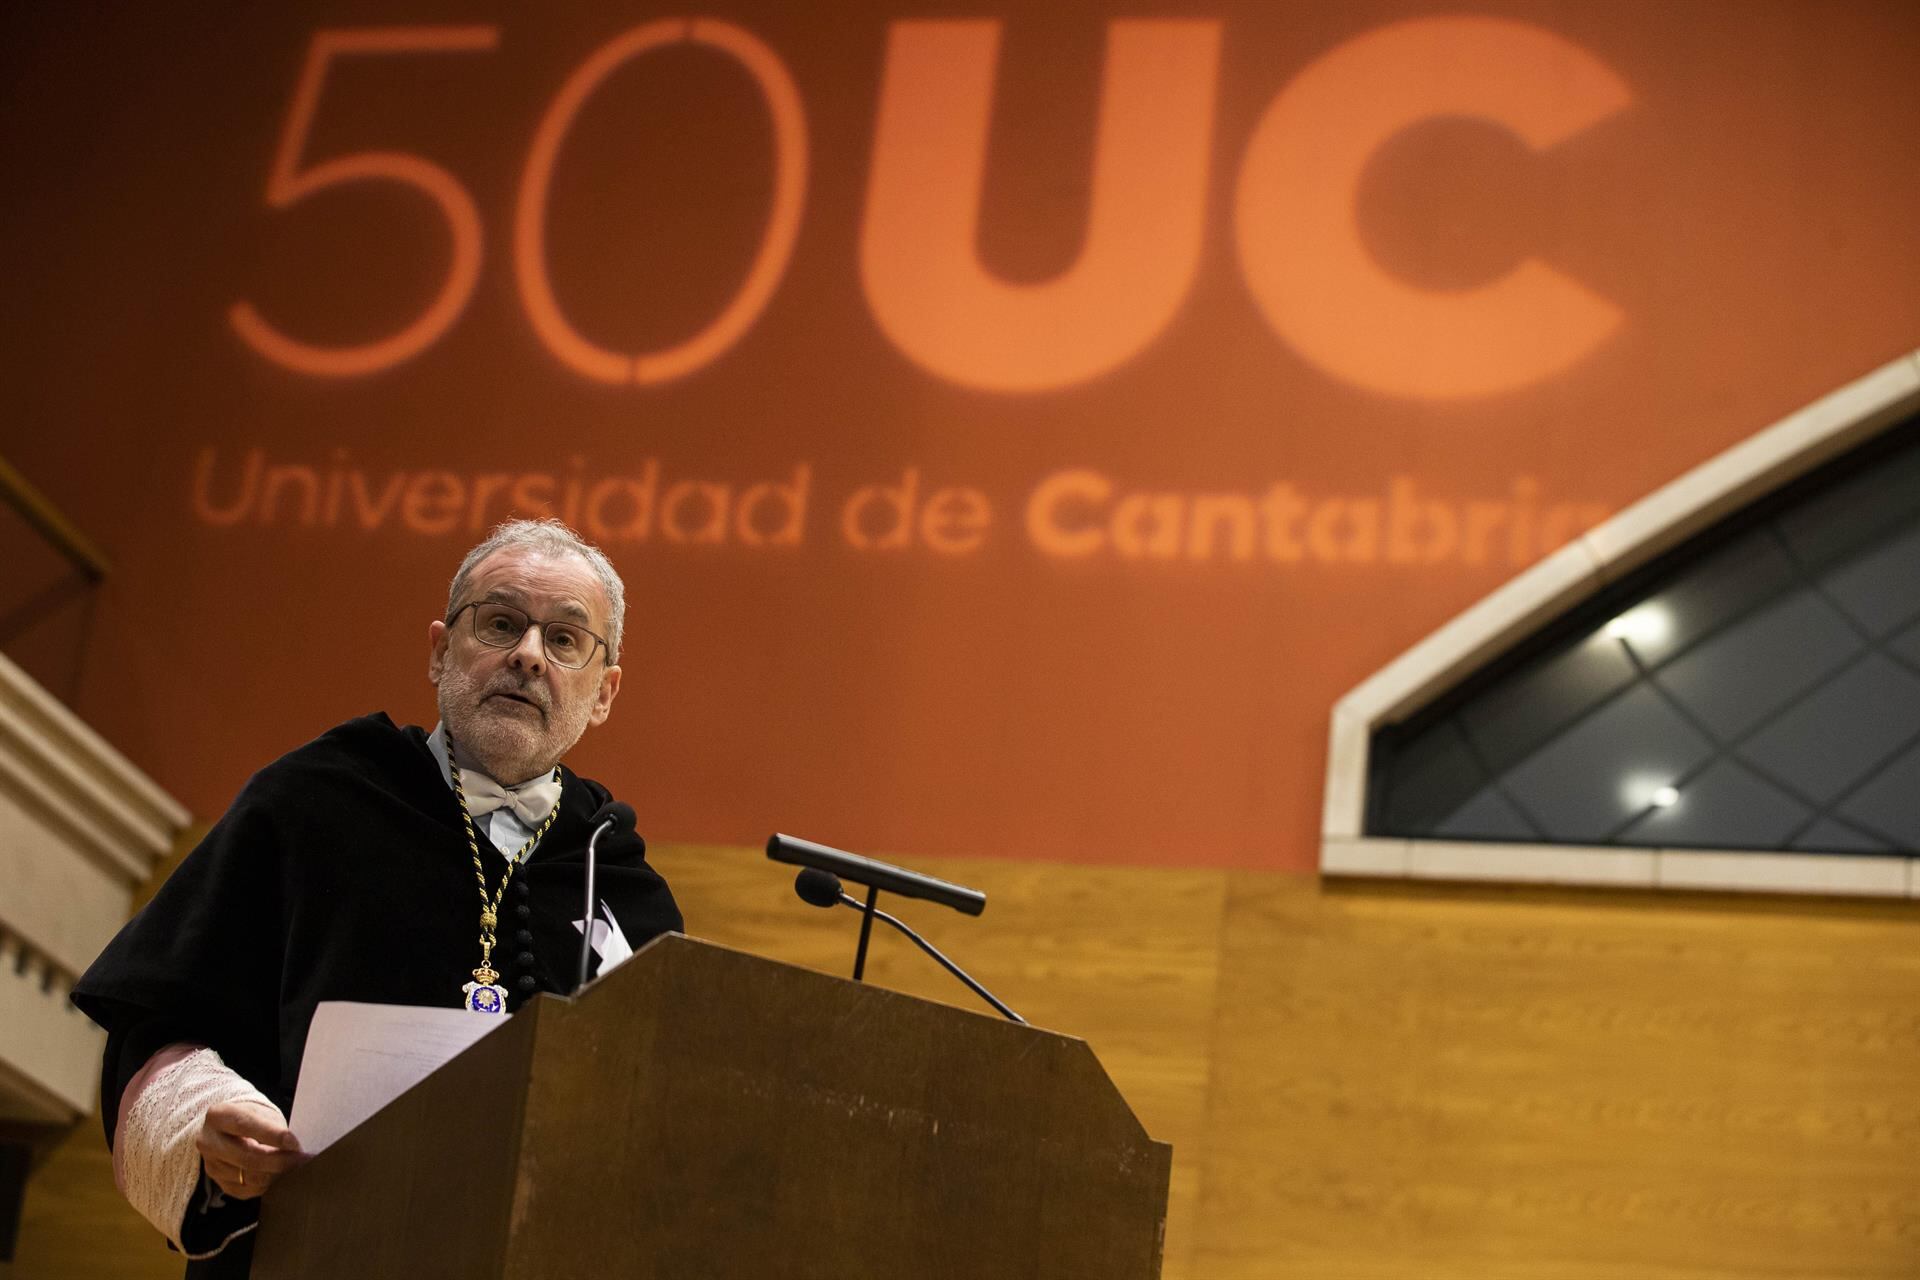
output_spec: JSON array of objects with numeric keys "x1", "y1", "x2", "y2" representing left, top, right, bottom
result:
[{"x1": 506, "y1": 624, "x2": 548, "y2": 673}]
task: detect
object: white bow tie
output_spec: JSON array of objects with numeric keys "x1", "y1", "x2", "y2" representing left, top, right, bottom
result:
[{"x1": 461, "y1": 771, "x2": 562, "y2": 828}]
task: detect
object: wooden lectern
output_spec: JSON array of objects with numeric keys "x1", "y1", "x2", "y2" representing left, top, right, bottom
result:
[{"x1": 253, "y1": 935, "x2": 1171, "y2": 1279}]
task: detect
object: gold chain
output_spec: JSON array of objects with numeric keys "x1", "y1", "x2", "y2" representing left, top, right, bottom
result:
[{"x1": 444, "y1": 733, "x2": 561, "y2": 986}]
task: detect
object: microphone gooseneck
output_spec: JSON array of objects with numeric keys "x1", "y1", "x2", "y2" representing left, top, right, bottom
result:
[
  {"x1": 788, "y1": 868, "x2": 1024, "y2": 1025},
  {"x1": 577, "y1": 801, "x2": 638, "y2": 993}
]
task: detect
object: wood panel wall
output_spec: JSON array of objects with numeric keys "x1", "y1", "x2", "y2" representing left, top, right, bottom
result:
[{"x1": 15, "y1": 843, "x2": 1920, "y2": 1278}]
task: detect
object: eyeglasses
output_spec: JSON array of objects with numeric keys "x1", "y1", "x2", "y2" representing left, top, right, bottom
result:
[{"x1": 449, "y1": 601, "x2": 609, "y2": 670}]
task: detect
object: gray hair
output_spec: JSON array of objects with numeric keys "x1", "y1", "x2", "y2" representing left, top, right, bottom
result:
[{"x1": 446, "y1": 519, "x2": 627, "y2": 664}]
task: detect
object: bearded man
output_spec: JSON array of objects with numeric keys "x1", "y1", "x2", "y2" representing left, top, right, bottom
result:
[{"x1": 72, "y1": 519, "x2": 681, "y2": 1278}]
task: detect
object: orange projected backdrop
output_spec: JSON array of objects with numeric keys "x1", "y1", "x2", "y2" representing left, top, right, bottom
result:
[{"x1": 1, "y1": 1, "x2": 1917, "y2": 870}]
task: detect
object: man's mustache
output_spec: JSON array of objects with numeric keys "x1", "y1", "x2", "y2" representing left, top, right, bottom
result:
[{"x1": 482, "y1": 679, "x2": 550, "y2": 711}]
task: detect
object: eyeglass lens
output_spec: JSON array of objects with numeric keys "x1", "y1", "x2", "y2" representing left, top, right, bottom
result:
[{"x1": 470, "y1": 602, "x2": 595, "y2": 668}]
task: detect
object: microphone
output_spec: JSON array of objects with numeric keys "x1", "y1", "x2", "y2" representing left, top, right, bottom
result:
[
  {"x1": 766, "y1": 833, "x2": 986, "y2": 916},
  {"x1": 578, "y1": 801, "x2": 637, "y2": 992},
  {"x1": 794, "y1": 866, "x2": 843, "y2": 908},
  {"x1": 790, "y1": 868, "x2": 1025, "y2": 1025}
]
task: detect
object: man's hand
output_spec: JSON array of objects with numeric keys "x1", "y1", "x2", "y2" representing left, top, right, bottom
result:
[{"x1": 195, "y1": 1098, "x2": 307, "y2": 1200}]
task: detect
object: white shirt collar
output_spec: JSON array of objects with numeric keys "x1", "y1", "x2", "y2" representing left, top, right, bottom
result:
[{"x1": 427, "y1": 722, "x2": 561, "y2": 858}]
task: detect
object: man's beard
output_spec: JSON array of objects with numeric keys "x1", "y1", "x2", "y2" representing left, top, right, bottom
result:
[{"x1": 437, "y1": 662, "x2": 595, "y2": 785}]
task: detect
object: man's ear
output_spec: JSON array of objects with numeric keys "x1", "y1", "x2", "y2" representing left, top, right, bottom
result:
[
  {"x1": 427, "y1": 619, "x2": 449, "y2": 685},
  {"x1": 589, "y1": 664, "x2": 622, "y2": 727}
]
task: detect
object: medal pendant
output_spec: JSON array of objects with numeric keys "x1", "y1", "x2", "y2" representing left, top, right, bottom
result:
[{"x1": 462, "y1": 980, "x2": 508, "y2": 1015}]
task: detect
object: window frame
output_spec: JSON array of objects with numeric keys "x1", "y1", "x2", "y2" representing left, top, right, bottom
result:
[{"x1": 1322, "y1": 350, "x2": 1920, "y2": 897}]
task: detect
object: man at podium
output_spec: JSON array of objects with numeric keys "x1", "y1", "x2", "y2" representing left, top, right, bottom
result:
[{"x1": 71, "y1": 519, "x2": 683, "y2": 1278}]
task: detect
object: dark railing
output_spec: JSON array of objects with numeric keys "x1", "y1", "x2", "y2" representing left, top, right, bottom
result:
[
  {"x1": 0, "y1": 454, "x2": 110, "y2": 709},
  {"x1": 0, "y1": 455, "x2": 111, "y2": 583}
]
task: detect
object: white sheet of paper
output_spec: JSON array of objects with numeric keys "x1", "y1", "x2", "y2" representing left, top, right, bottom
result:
[
  {"x1": 573, "y1": 899, "x2": 634, "y2": 972},
  {"x1": 289, "y1": 1001, "x2": 508, "y2": 1154}
]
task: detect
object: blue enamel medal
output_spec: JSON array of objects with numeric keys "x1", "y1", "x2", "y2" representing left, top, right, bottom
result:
[{"x1": 463, "y1": 974, "x2": 508, "y2": 1015}]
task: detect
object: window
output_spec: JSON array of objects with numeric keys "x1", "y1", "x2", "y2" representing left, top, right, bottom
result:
[
  {"x1": 1322, "y1": 352, "x2": 1920, "y2": 894},
  {"x1": 1372, "y1": 414, "x2": 1920, "y2": 854}
]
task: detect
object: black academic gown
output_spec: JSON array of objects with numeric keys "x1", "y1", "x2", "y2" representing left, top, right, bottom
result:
[{"x1": 70, "y1": 713, "x2": 683, "y2": 1277}]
